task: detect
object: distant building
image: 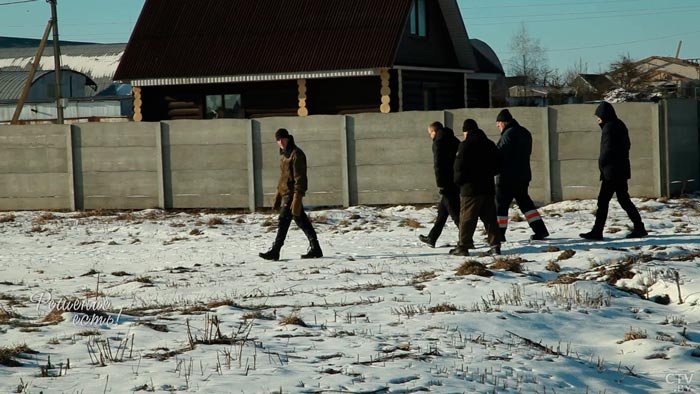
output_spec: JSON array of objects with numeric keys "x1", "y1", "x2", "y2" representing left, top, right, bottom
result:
[
  {"x1": 570, "y1": 74, "x2": 616, "y2": 102},
  {"x1": 0, "y1": 41, "x2": 131, "y2": 123},
  {"x1": 606, "y1": 56, "x2": 700, "y2": 99},
  {"x1": 114, "y1": 0, "x2": 506, "y2": 121}
]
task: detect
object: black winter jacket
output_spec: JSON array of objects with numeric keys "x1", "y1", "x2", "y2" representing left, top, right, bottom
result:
[
  {"x1": 595, "y1": 102, "x2": 631, "y2": 181},
  {"x1": 496, "y1": 119, "x2": 532, "y2": 186},
  {"x1": 453, "y1": 128, "x2": 499, "y2": 196},
  {"x1": 432, "y1": 127, "x2": 460, "y2": 192}
]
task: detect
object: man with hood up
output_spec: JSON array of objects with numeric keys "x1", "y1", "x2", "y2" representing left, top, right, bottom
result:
[
  {"x1": 418, "y1": 121, "x2": 461, "y2": 248},
  {"x1": 580, "y1": 102, "x2": 647, "y2": 240},
  {"x1": 259, "y1": 128, "x2": 323, "y2": 261},
  {"x1": 450, "y1": 119, "x2": 502, "y2": 256},
  {"x1": 494, "y1": 109, "x2": 550, "y2": 241}
]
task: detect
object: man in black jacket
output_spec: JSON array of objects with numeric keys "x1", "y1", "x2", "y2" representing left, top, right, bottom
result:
[
  {"x1": 495, "y1": 109, "x2": 550, "y2": 241},
  {"x1": 580, "y1": 102, "x2": 647, "y2": 240},
  {"x1": 450, "y1": 119, "x2": 501, "y2": 256},
  {"x1": 419, "y1": 121, "x2": 461, "y2": 248}
]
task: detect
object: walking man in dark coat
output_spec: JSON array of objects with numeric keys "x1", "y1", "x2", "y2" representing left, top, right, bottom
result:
[
  {"x1": 580, "y1": 102, "x2": 647, "y2": 240},
  {"x1": 259, "y1": 128, "x2": 323, "y2": 261},
  {"x1": 494, "y1": 109, "x2": 550, "y2": 241},
  {"x1": 450, "y1": 119, "x2": 502, "y2": 256},
  {"x1": 419, "y1": 121, "x2": 461, "y2": 248}
]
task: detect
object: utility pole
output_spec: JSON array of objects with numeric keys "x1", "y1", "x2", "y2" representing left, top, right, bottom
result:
[{"x1": 48, "y1": 0, "x2": 64, "y2": 124}]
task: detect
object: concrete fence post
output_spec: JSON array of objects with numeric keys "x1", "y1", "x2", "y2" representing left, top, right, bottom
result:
[
  {"x1": 340, "y1": 115, "x2": 351, "y2": 207},
  {"x1": 66, "y1": 124, "x2": 77, "y2": 211},
  {"x1": 156, "y1": 122, "x2": 165, "y2": 209},
  {"x1": 247, "y1": 119, "x2": 256, "y2": 212},
  {"x1": 542, "y1": 107, "x2": 552, "y2": 204}
]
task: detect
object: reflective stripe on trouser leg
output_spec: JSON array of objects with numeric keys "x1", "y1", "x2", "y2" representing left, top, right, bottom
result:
[
  {"x1": 497, "y1": 216, "x2": 508, "y2": 229},
  {"x1": 524, "y1": 209, "x2": 543, "y2": 223}
]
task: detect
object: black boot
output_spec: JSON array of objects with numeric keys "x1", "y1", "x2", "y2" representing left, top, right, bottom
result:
[
  {"x1": 301, "y1": 239, "x2": 323, "y2": 259},
  {"x1": 529, "y1": 220, "x2": 549, "y2": 241},
  {"x1": 499, "y1": 227, "x2": 507, "y2": 242},
  {"x1": 626, "y1": 224, "x2": 648, "y2": 238},
  {"x1": 418, "y1": 234, "x2": 435, "y2": 248},
  {"x1": 259, "y1": 242, "x2": 282, "y2": 261},
  {"x1": 579, "y1": 231, "x2": 603, "y2": 241}
]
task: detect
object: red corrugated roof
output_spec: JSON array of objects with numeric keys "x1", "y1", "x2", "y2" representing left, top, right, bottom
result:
[{"x1": 115, "y1": 0, "x2": 413, "y2": 81}]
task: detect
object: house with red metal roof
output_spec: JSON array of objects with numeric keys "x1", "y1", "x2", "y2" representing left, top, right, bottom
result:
[{"x1": 114, "y1": 0, "x2": 505, "y2": 121}]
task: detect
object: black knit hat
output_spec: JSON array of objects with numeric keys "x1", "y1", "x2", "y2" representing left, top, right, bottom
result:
[
  {"x1": 496, "y1": 109, "x2": 513, "y2": 122},
  {"x1": 462, "y1": 118, "x2": 478, "y2": 132},
  {"x1": 275, "y1": 128, "x2": 290, "y2": 140}
]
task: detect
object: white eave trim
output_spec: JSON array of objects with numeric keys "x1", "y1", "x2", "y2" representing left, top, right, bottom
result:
[
  {"x1": 127, "y1": 68, "x2": 381, "y2": 87},
  {"x1": 394, "y1": 65, "x2": 474, "y2": 74},
  {"x1": 467, "y1": 72, "x2": 502, "y2": 81}
]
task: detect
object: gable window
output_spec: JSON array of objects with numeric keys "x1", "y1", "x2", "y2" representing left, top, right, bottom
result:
[{"x1": 409, "y1": 0, "x2": 427, "y2": 37}]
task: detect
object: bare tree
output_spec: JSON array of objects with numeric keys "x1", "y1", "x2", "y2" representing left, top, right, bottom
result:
[
  {"x1": 607, "y1": 54, "x2": 650, "y2": 92},
  {"x1": 507, "y1": 23, "x2": 552, "y2": 86},
  {"x1": 563, "y1": 58, "x2": 589, "y2": 86}
]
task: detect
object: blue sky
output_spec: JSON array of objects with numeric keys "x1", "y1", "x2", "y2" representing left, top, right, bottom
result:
[{"x1": 1, "y1": 0, "x2": 699, "y2": 76}]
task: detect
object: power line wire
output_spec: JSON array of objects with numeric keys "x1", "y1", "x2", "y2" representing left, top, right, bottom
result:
[
  {"x1": 465, "y1": 6, "x2": 700, "y2": 23},
  {"x1": 0, "y1": 0, "x2": 37, "y2": 5}
]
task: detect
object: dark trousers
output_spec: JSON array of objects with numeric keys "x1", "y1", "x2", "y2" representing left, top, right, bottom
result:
[
  {"x1": 459, "y1": 194, "x2": 501, "y2": 247},
  {"x1": 427, "y1": 190, "x2": 460, "y2": 242},
  {"x1": 274, "y1": 195, "x2": 318, "y2": 246},
  {"x1": 592, "y1": 179, "x2": 644, "y2": 233},
  {"x1": 496, "y1": 182, "x2": 548, "y2": 235}
]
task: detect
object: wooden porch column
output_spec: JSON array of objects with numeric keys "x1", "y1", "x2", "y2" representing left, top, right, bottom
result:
[
  {"x1": 380, "y1": 68, "x2": 390, "y2": 113},
  {"x1": 297, "y1": 79, "x2": 308, "y2": 117},
  {"x1": 133, "y1": 86, "x2": 143, "y2": 122}
]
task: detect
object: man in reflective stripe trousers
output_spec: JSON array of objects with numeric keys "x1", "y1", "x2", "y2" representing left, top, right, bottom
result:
[{"x1": 494, "y1": 109, "x2": 550, "y2": 241}]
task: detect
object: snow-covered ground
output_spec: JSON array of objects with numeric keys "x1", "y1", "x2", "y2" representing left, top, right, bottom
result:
[{"x1": 0, "y1": 196, "x2": 699, "y2": 393}]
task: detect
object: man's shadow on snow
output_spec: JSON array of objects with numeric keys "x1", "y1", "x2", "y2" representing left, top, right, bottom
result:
[{"x1": 505, "y1": 233, "x2": 700, "y2": 255}]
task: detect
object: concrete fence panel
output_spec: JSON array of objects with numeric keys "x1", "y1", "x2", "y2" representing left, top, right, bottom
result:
[
  {"x1": 255, "y1": 115, "x2": 345, "y2": 208},
  {"x1": 447, "y1": 107, "x2": 550, "y2": 204},
  {"x1": 349, "y1": 111, "x2": 442, "y2": 205},
  {"x1": 162, "y1": 119, "x2": 251, "y2": 209},
  {"x1": 550, "y1": 103, "x2": 659, "y2": 200},
  {"x1": 0, "y1": 101, "x2": 692, "y2": 212},
  {"x1": 0, "y1": 124, "x2": 72, "y2": 210},
  {"x1": 73, "y1": 122, "x2": 160, "y2": 209},
  {"x1": 663, "y1": 99, "x2": 699, "y2": 195},
  {"x1": 615, "y1": 103, "x2": 659, "y2": 197}
]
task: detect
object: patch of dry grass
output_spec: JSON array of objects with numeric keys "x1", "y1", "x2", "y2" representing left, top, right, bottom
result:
[
  {"x1": 111, "y1": 271, "x2": 131, "y2": 277},
  {"x1": 116, "y1": 212, "x2": 135, "y2": 221},
  {"x1": 557, "y1": 249, "x2": 576, "y2": 261},
  {"x1": 543, "y1": 246, "x2": 560, "y2": 253},
  {"x1": 42, "y1": 308, "x2": 64, "y2": 324},
  {"x1": 0, "y1": 344, "x2": 34, "y2": 367},
  {"x1": 0, "y1": 214, "x2": 15, "y2": 223},
  {"x1": 279, "y1": 313, "x2": 307, "y2": 327},
  {"x1": 189, "y1": 228, "x2": 204, "y2": 236},
  {"x1": 490, "y1": 256, "x2": 525, "y2": 273},
  {"x1": 623, "y1": 327, "x2": 647, "y2": 342},
  {"x1": 0, "y1": 306, "x2": 21, "y2": 323},
  {"x1": 401, "y1": 218, "x2": 423, "y2": 228},
  {"x1": 456, "y1": 260, "x2": 492, "y2": 277},
  {"x1": 546, "y1": 261, "x2": 561, "y2": 273},
  {"x1": 207, "y1": 217, "x2": 224, "y2": 226},
  {"x1": 428, "y1": 303, "x2": 459, "y2": 313},
  {"x1": 412, "y1": 271, "x2": 437, "y2": 283}
]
